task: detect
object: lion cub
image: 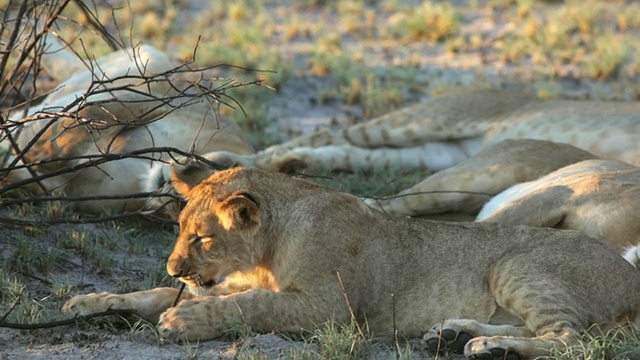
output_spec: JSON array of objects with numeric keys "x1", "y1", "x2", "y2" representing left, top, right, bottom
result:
[{"x1": 63, "y1": 167, "x2": 640, "y2": 359}]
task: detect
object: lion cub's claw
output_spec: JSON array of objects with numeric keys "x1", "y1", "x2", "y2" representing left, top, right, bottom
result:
[{"x1": 423, "y1": 325, "x2": 473, "y2": 354}]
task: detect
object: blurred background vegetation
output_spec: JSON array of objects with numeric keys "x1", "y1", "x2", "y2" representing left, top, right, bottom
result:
[{"x1": 3, "y1": 0, "x2": 640, "y2": 148}]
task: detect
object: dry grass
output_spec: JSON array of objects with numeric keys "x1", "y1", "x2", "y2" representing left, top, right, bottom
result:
[{"x1": 496, "y1": 0, "x2": 639, "y2": 80}]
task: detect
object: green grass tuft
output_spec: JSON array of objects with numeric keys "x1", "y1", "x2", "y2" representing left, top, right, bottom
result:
[
  {"x1": 550, "y1": 326, "x2": 640, "y2": 360},
  {"x1": 311, "y1": 319, "x2": 371, "y2": 360},
  {"x1": 388, "y1": 1, "x2": 461, "y2": 42}
]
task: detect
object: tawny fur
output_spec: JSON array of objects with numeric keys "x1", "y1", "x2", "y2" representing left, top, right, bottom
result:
[
  {"x1": 363, "y1": 139, "x2": 640, "y2": 266},
  {"x1": 63, "y1": 167, "x2": 640, "y2": 359},
  {"x1": 1, "y1": 35, "x2": 254, "y2": 214},
  {"x1": 192, "y1": 87, "x2": 640, "y2": 174}
]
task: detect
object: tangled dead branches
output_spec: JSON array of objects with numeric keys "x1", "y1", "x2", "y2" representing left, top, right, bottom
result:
[{"x1": 0, "y1": 0, "x2": 271, "y2": 225}]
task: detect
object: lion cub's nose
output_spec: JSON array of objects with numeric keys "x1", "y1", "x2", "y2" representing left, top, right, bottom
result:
[{"x1": 166, "y1": 260, "x2": 186, "y2": 278}]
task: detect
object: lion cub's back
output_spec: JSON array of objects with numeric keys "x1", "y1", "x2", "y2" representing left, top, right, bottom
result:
[{"x1": 406, "y1": 220, "x2": 640, "y2": 292}]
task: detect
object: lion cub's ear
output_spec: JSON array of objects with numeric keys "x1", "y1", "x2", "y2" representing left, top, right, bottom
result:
[
  {"x1": 171, "y1": 159, "x2": 219, "y2": 198},
  {"x1": 217, "y1": 192, "x2": 260, "y2": 231}
]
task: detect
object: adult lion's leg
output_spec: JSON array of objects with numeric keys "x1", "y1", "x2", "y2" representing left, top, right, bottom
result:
[
  {"x1": 198, "y1": 141, "x2": 470, "y2": 175},
  {"x1": 623, "y1": 245, "x2": 640, "y2": 268},
  {"x1": 364, "y1": 162, "x2": 496, "y2": 217},
  {"x1": 275, "y1": 142, "x2": 469, "y2": 173},
  {"x1": 475, "y1": 185, "x2": 571, "y2": 226},
  {"x1": 62, "y1": 287, "x2": 191, "y2": 324},
  {"x1": 365, "y1": 139, "x2": 595, "y2": 218}
]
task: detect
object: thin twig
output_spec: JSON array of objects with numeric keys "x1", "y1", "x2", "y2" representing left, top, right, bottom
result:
[
  {"x1": 0, "y1": 192, "x2": 179, "y2": 206},
  {"x1": 172, "y1": 283, "x2": 186, "y2": 307},
  {"x1": 0, "y1": 309, "x2": 138, "y2": 329},
  {"x1": 392, "y1": 293, "x2": 401, "y2": 359},
  {"x1": 365, "y1": 190, "x2": 494, "y2": 202},
  {"x1": 71, "y1": 0, "x2": 121, "y2": 50},
  {"x1": 335, "y1": 271, "x2": 366, "y2": 339},
  {"x1": 0, "y1": 295, "x2": 22, "y2": 325},
  {"x1": 0, "y1": 212, "x2": 177, "y2": 226},
  {"x1": 0, "y1": 147, "x2": 222, "y2": 196}
]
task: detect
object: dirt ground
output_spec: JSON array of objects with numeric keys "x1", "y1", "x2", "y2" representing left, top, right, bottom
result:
[{"x1": 1, "y1": 0, "x2": 638, "y2": 359}]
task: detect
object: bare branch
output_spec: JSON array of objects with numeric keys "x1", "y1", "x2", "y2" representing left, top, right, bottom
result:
[
  {"x1": 0, "y1": 309, "x2": 139, "y2": 330},
  {"x1": 0, "y1": 0, "x2": 270, "y2": 229}
]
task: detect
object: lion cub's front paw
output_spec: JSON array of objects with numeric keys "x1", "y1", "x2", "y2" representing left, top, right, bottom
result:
[
  {"x1": 157, "y1": 299, "x2": 218, "y2": 342},
  {"x1": 62, "y1": 292, "x2": 133, "y2": 317}
]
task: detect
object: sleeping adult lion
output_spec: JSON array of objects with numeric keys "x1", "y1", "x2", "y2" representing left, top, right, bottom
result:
[
  {"x1": 1, "y1": 34, "x2": 254, "y2": 214},
  {"x1": 364, "y1": 139, "x2": 640, "y2": 266},
  {"x1": 63, "y1": 167, "x2": 640, "y2": 359}
]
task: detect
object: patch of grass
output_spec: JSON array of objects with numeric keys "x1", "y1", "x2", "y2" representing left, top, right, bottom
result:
[
  {"x1": 125, "y1": 317, "x2": 161, "y2": 342},
  {"x1": 0, "y1": 270, "x2": 50, "y2": 326},
  {"x1": 166, "y1": 2, "x2": 289, "y2": 149},
  {"x1": 181, "y1": 340, "x2": 201, "y2": 360},
  {"x1": 335, "y1": 1, "x2": 378, "y2": 39},
  {"x1": 292, "y1": 0, "x2": 332, "y2": 10},
  {"x1": 616, "y1": 3, "x2": 640, "y2": 31},
  {"x1": 309, "y1": 168, "x2": 432, "y2": 199},
  {"x1": 280, "y1": 348, "x2": 317, "y2": 360},
  {"x1": 7, "y1": 234, "x2": 63, "y2": 276},
  {"x1": 180, "y1": 2, "x2": 284, "y2": 76},
  {"x1": 310, "y1": 319, "x2": 371, "y2": 359},
  {"x1": 0, "y1": 269, "x2": 26, "y2": 303},
  {"x1": 12, "y1": 300, "x2": 44, "y2": 325},
  {"x1": 387, "y1": 1, "x2": 461, "y2": 42},
  {"x1": 116, "y1": 261, "x2": 173, "y2": 293},
  {"x1": 51, "y1": 281, "x2": 74, "y2": 302},
  {"x1": 310, "y1": 51, "x2": 415, "y2": 118},
  {"x1": 583, "y1": 33, "x2": 628, "y2": 80},
  {"x1": 223, "y1": 86, "x2": 280, "y2": 149},
  {"x1": 551, "y1": 326, "x2": 640, "y2": 360},
  {"x1": 57, "y1": 230, "x2": 116, "y2": 275},
  {"x1": 496, "y1": 0, "x2": 638, "y2": 80}
]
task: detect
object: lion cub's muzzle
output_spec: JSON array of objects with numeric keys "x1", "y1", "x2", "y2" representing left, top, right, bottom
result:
[
  {"x1": 167, "y1": 260, "x2": 217, "y2": 289},
  {"x1": 174, "y1": 271, "x2": 217, "y2": 289}
]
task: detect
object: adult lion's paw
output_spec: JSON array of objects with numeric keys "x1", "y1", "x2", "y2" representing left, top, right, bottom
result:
[
  {"x1": 62, "y1": 292, "x2": 134, "y2": 317},
  {"x1": 157, "y1": 299, "x2": 217, "y2": 342}
]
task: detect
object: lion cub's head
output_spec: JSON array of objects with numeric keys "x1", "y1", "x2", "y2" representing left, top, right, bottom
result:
[{"x1": 167, "y1": 167, "x2": 262, "y2": 295}]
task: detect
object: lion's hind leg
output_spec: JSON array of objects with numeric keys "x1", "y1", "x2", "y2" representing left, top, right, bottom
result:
[
  {"x1": 423, "y1": 318, "x2": 534, "y2": 356},
  {"x1": 423, "y1": 317, "x2": 583, "y2": 359},
  {"x1": 465, "y1": 321, "x2": 580, "y2": 359},
  {"x1": 424, "y1": 240, "x2": 637, "y2": 359}
]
